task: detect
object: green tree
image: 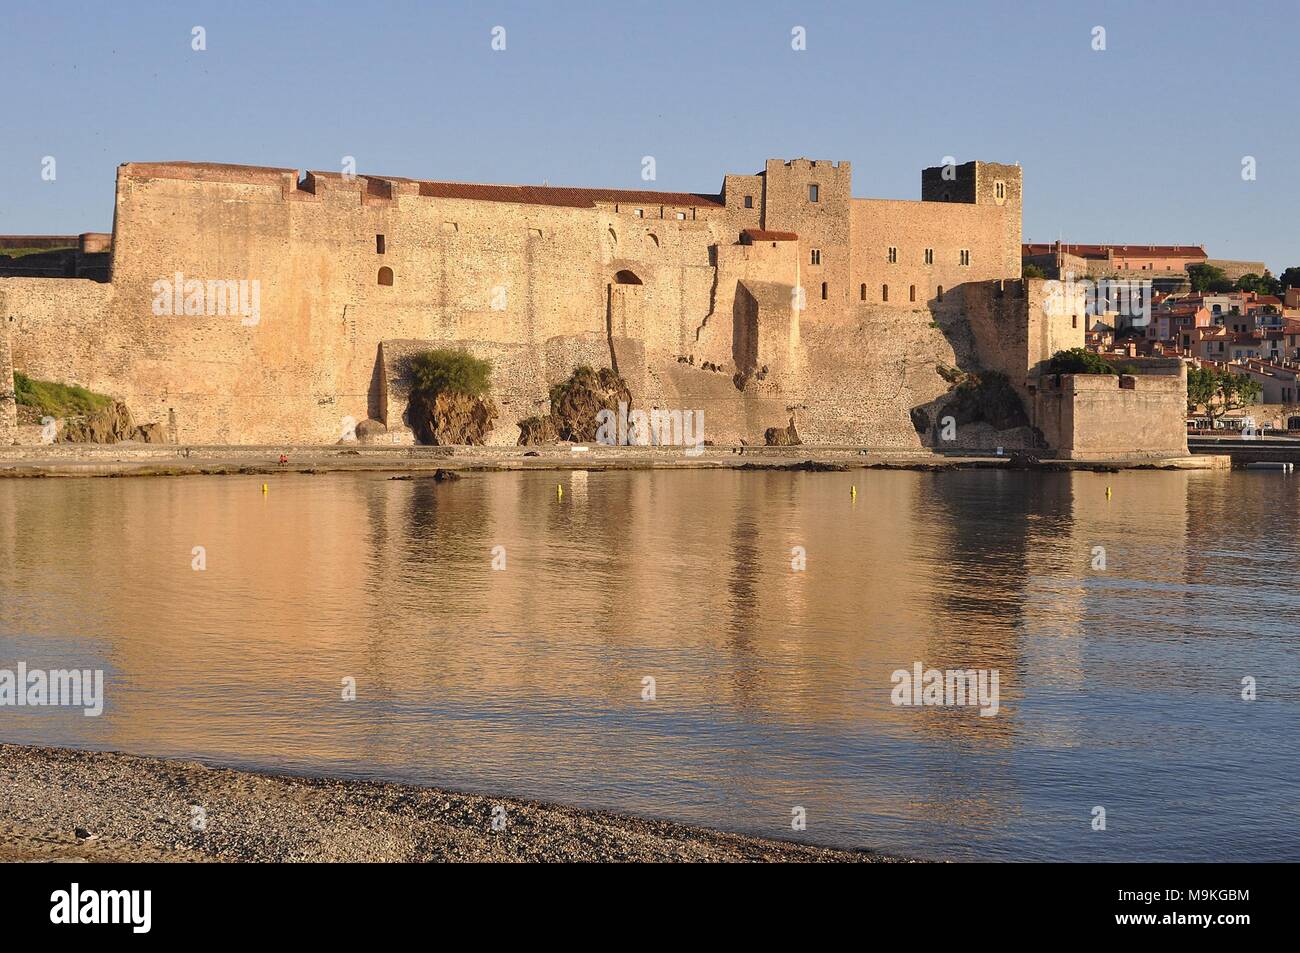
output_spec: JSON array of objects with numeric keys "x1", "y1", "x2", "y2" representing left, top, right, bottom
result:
[
  {"x1": 1235, "y1": 272, "x2": 1282, "y2": 296},
  {"x1": 1277, "y1": 266, "x2": 1300, "y2": 291},
  {"x1": 1187, "y1": 263, "x2": 1234, "y2": 294},
  {"x1": 1187, "y1": 366, "x2": 1262, "y2": 421},
  {"x1": 1022, "y1": 263, "x2": 1046, "y2": 279}
]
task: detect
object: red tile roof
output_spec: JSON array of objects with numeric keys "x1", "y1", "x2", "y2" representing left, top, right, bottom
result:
[
  {"x1": 414, "y1": 180, "x2": 723, "y2": 209},
  {"x1": 1023, "y1": 242, "x2": 1207, "y2": 260}
]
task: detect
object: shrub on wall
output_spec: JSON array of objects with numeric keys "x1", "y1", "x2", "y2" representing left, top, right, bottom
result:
[
  {"x1": 409, "y1": 349, "x2": 493, "y2": 399},
  {"x1": 1047, "y1": 348, "x2": 1116, "y2": 375}
]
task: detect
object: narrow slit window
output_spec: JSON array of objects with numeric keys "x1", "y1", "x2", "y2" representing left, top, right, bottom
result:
[{"x1": 376, "y1": 234, "x2": 385, "y2": 254}]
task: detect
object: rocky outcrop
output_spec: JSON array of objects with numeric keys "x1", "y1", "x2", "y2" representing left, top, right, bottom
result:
[
  {"x1": 516, "y1": 415, "x2": 559, "y2": 446},
  {"x1": 908, "y1": 366, "x2": 1041, "y2": 451},
  {"x1": 60, "y1": 401, "x2": 134, "y2": 444},
  {"x1": 354, "y1": 418, "x2": 388, "y2": 445},
  {"x1": 547, "y1": 366, "x2": 632, "y2": 442},
  {"x1": 942, "y1": 370, "x2": 1029, "y2": 431},
  {"x1": 764, "y1": 416, "x2": 802, "y2": 446},
  {"x1": 132, "y1": 422, "x2": 167, "y2": 444},
  {"x1": 408, "y1": 391, "x2": 498, "y2": 446},
  {"x1": 514, "y1": 366, "x2": 633, "y2": 445},
  {"x1": 56, "y1": 401, "x2": 167, "y2": 444}
]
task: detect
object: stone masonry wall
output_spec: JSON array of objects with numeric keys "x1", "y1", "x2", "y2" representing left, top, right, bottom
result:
[
  {"x1": 0, "y1": 324, "x2": 16, "y2": 444},
  {"x1": 1034, "y1": 368, "x2": 1188, "y2": 459},
  {"x1": 0, "y1": 156, "x2": 1181, "y2": 454}
]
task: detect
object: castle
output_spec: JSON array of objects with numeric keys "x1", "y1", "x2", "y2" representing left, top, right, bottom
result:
[{"x1": 0, "y1": 156, "x2": 1187, "y2": 456}]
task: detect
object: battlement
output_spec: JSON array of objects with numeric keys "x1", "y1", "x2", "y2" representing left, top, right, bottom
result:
[{"x1": 774, "y1": 158, "x2": 851, "y2": 173}]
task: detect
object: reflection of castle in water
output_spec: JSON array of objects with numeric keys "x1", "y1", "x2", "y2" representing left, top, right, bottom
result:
[{"x1": 0, "y1": 468, "x2": 1194, "y2": 817}]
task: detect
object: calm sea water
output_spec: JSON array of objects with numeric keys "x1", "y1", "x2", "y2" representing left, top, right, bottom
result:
[{"x1": 1, "y1": 468, "x2": 1297, "y2": 861}]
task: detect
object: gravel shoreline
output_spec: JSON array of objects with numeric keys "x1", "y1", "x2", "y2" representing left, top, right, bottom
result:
[{"x1": 0, "y1": 744, "x2": 911, "y2": 863}]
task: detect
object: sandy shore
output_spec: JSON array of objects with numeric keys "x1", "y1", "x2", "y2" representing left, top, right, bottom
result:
[
  {"x1": 0, "y1": 442, "x2": 1228, "y2": 478},
  {"x1": 0, "y1": 744, "x2": 908, "y2": 863}
]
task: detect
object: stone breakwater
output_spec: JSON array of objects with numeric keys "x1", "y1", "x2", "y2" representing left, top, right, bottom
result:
[
  {"x1": 0, "y1": 443, "x2": 1229, "y2": 479},
  {"x1": 0, "y1": 744, "x2": 906, "y2": 863}
]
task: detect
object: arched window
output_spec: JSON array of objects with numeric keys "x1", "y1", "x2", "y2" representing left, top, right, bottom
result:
[
  {"x1": 821, "y1": 281, "x2": 828, "y2": 300},
  {"x1": 613, "y1": 269, "x2": 643, "y2": 285},
  {"x1": 910, "y1": 284, "x2": 917, "y2": 303},
  {"x1": 647, "y1": 233, "x2": 659, "y2": 248},
  {"x1": 378, "y1": 266, "x2": 394, "y2": 286},
  {"x1": 860, "y1": 283, "x2": 866, "y2": 301},
  {"x1": 937, "y1": 285, "x2": 944, "y2": 301},
  {"x1": 882, "y1": 284, "x2": 889, "y2": 303}
]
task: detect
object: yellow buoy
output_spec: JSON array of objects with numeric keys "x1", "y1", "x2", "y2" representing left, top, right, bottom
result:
[
  {"x1": 850, "y1": 485, "x2": 857, "y2": 499},
  {"x1": 262, "y1": 483, "x2": 268, "y2": 494},
  {"x1": 557, "y1": 484, "x2": 563, "y2": 499}
]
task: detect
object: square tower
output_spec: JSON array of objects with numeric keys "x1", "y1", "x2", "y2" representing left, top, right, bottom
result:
[
  {"x1": 760, "y1": 158, "x2": 853, "y2": 316},
  {"x1": 922, "y1": 160, "x2": 1021, "y2": 211}
]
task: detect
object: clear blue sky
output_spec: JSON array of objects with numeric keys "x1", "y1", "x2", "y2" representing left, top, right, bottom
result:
[{"x1": 3, "y1": 0, "x2": 1296, "y2": 271}]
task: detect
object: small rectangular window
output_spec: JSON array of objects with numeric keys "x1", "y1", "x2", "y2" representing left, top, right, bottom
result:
[
  {"x1": 810, "y1": 249, "x2": 821, "y2": 266},
  {"x1": 675, "y1": 211, "x2": 686, "y2": 220},
  {"x1": 887, "y1": 246, "x2": 897, "y2": 264},
  {"x1": 376, "y1": 234, "x2": 385, "y2": 254},
  {"x1": 809, "y1": 184, "x2": 819, "y2": 203},
  {"x1": 744, "y1": 195, "x2": 753, "y2": 209},
  {"x1": 634, "y1": 209, "x2": 644, "y2": 218},
  {"x1": 960, "y1": 249, "x2": 971, "y2": 266},
  {"x1": 924, "y1": 248, "x2": 933, "y2": 265}
]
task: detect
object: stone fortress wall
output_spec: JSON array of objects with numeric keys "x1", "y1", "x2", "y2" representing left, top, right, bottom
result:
[{"x1": 0, "y1": 154, "x2": 1181, "y2": 454}]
